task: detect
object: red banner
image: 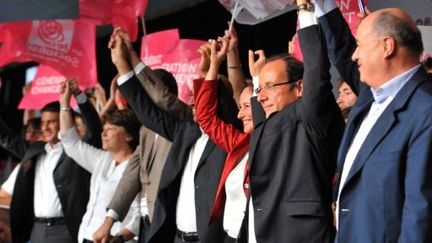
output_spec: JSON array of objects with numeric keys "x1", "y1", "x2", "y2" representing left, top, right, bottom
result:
[
  {"x1": 0, "y1": 19, "x2": 97, "y2": 89},
  {"x1": 79, "y1": 0, "x2": 148, "y2": 41},
  {"x1": 141, "y1": 29, "x2": 206, "y2": 104},
  {"x1": 18, "y1": 64, "x2": 78, "y2": 110}
]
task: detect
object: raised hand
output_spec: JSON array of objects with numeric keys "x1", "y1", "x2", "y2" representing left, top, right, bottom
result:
[
  {"x1": 59, "y1": 80, "x2": 73, "y2": 108},
  {"x1": 248, "y1": 50, "x2": 266, "y2": 77},
  {"x1": 198, "y1": 42, "x2": 212, "y2": 77}
]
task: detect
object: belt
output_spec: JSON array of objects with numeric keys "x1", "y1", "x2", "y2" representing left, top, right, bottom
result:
[
  {"x1": 34, "y1": 217, "x2": 66, "y2": 226},
  {"x1": 176, "y1": 229, "x2": 199, "y2": 242}
]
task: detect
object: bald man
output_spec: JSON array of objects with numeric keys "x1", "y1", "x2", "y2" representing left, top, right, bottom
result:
[{"x1": 316, "y1": 2, "x2": 432, "y2": 243}]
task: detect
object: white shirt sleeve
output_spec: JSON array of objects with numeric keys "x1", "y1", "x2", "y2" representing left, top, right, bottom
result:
[
  {"x1": 122, "y1": 195, "x2": 141, "y2": 236},
  {"x1": 117, "y1": 71, "x2": 135, "y2": 86},
  {"x1": 298, "y1": 11, "x2": 318, "y2": 28},
  {"x1": 134, "y1": 62, "x2": 146, "y2": 75},
  {"x1": 314, "y1": 0, "x2": 338, "y2": 18},
  {"x1": 1, "y1": 163, "x2": 21, "y2": 195},
  {"x1": 60, "y1": 127, "x2": 110, "y2": 173},
  {"x1": 75, "y1": 92, "x2": 88, "y2": 104}
]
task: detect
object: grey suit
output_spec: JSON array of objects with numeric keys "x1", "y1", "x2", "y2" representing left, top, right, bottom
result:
[{"x1": 108, "y1": 66, "x2": 192, "y2": 222}]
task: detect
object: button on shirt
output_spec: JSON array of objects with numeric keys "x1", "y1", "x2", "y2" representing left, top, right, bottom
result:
[
  {"x1": 34, "y1": 142, "x2": 64, "y2": 217},
  {"x1": 176, "y1": 132, "x2": 209, "y2": 232},
  {"x1": 336, "y1": 65, "x2": 420, "y2": 228}
]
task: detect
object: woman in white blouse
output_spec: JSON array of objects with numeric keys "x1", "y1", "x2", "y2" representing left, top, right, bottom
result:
[{"x1": 59, "y1": 80, "x2": 141, "y2": 243}]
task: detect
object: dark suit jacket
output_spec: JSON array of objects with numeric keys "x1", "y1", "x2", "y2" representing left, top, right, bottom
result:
[
  {"x1": 319, "y1": 8, "x2": 432, "y2": 243},
  {"x1": 0, "y1": 99, "x2": 101, "y2": 243},
  {"x1": 247, "y1": 25, "x2": 344, "y2": 243},
  {"x1": 118, "y1": 76, "x2": 226, "y2": 243},
  {"x1": 108, "y1": 66, "x2": 192, "y2": 222}
]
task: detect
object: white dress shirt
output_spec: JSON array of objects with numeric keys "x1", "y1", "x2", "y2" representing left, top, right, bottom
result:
[
  {"x1": 34, "y1": 142, "x2": 64, "y2": 217},
  {"x1": 336, "y1": 65, "x2": 420, "y2": 228},
  {"x1": 1, "y1": 163, "x2": 21, "y2": 196},
  {"x1": 61, "y1": 128, "x2": 140, "y2": 242},
  {"x1": 224, "y1": 154, "x2": 248, "y2": 238},
  {"x1": 176, "y1": 132, "x2": 209, "y2": 232}
]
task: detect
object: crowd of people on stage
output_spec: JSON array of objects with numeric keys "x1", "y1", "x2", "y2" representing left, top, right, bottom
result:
[{"x1": 1, "y1": 0, "x2": 432, "y2": 242}]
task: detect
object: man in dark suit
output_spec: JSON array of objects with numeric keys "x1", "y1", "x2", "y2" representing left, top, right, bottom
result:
[
  {"x1": 108, "y1": 33, "x2": 240, "y2": 243},
  {"x1": 244, "y1": 1, "x2": 345, "y2": 242},
  {"x1": 0, "y1": 96, "x2": 101, "y2": 242},
  {"x1": 316, "y1": 1, "x2": 432, "y2": 242}
]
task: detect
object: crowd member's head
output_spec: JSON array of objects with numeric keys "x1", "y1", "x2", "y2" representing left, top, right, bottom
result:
[
  {"x1": 101, "y1": 108, "x2": 140, "y2": 152},
  {"x1": 237, "y1": 85, "x2": 254, "y2": 134},
  {"x1": 40, "y1": 101, "x2": 61, "y2": 145},
  {"x1": 352, "y1": 8, "x2": 423, "y2": 89},
  {"x1": 337, "y1": 78, "x2": 358, "y2": 121},
  {"x1": 73, "y1": 112, "x2": 87, "y2": 138},
  {"x1": 423, "y1": 57, "x2": 432, "y2": 74},
  {"x1": 23, "y1": 117, "x2": 42, "y2": 143},
  {"x1": 257, "y1": 54, "x2": 304, "y2": 118},
  {"x1": 154, "y1": 68, "x2": 179, "y2": 96}
]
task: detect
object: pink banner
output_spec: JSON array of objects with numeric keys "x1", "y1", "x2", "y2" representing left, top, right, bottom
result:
[
  {"x1": 0, "y1": 19, "x2": 97, "y2": 89},
  {"x1": 79, "y1": 0, "x2": 148, "y2": 41},
  {"x1": 141, "y1": 29, "x2": 206, "y2": 104},
  {"x1": 18, "y1": 64, "x2": 78, "y2": 110},
  {"x1": 335, "y1": 0, "x2": 368, "y2": 33},
  {"x1": 292, "y1": 0, "x2": 368, "y2": 61}
]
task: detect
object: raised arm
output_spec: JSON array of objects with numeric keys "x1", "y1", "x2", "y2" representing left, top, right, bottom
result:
[
  {"x1": 296, "y1": 2, "x2": 343, "y2": 135},
  {"x1": 195, "y1": 38, "x2": 246, "y2": 152},
  {"x1": 110, "y1": 33, "x2": 184, "y2": 142},
  {"x1": 225, "y1": 26, "x2": 247, "y2": 104},
  {"x1": 116, "y1": 28, "x2": 192, "y2": 120},
  {"x1": 316, "y1": 1, "x2": 363, "y2": 95},
  {"x1": 59, "y1": 80, "x2": 109, "y2": 173},
  {"x1": 69, "y1": 79, "x2": 103, "y2": 148}
]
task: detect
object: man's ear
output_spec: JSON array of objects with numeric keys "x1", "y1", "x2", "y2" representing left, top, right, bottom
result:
[{"x1": 296, "y1": 80, "x2": 304, "y2": 98}]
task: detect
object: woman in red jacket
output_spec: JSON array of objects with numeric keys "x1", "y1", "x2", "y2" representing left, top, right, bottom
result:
[{"x1": 194, "y1": 37, "x2": 254, "y2": 243}]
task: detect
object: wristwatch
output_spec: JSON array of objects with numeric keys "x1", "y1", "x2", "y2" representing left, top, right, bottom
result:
[{"x1": 297, "y1": 2, "x2": 315, "y2": 12}]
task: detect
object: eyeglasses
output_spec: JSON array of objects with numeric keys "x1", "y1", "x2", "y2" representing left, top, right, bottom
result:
[{"x1": 255, "y1": 81, "x2": 293, "y2": 94}]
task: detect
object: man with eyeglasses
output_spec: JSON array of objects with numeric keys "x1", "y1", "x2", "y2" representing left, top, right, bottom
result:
[{"x1": 242, "y1": 0, "x2": 345, "y2": 241}]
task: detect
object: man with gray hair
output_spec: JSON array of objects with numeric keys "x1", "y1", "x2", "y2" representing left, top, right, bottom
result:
[{"x1": 317, "y1": 1, "x2": 432, "y2": 242}]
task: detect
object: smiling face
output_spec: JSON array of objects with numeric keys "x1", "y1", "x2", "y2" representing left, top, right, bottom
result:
[
  {"x1": 351, "y1": 16, "x2": 384, "y2": 88},
  {"x1": 41, "y1": 111, "x2": 60, "y2": 145},
  {"x1": 101, "y1": 122, "x2": 130, "y2": 153},
  {"x1": 257, "y1": 59, "x2": 303, "y2": 118},
  {"x1": 237, "y1": 86, "x2": 254, "y2": 134}
]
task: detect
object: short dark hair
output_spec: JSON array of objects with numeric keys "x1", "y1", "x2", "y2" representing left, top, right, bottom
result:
[
  {"x1": 102, "y1": 108, "x2": 141, "y2": 150},
  {"x1": 266, "y1": 54, "x2": 304, "y2": 84},
  {"x1": 423, "y1": 57, "x2": 432, "y2": 71},
  {"x1": 154, "y1": 69, "x2": 178, "y2": 96},
  {"x1": 41, "y1": 101, "x2": 60, "y2": 113},
  {"x1": 373, "y1": 11, "x2": 424, "y2": 58}
]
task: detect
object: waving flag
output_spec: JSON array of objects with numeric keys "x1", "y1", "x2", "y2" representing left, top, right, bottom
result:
[
  {"x1": 0, "y1": 19, "x2": 97, "y2": 88},
  {"x1": 141, "y1": 29, "x2": 206, "y2": 103},
  {"x1": 79, "y1": 0, "x2": 148, "y2": 41},
  {"x1": 18, "y1": 64, "x2": 79, "y2": 109}
]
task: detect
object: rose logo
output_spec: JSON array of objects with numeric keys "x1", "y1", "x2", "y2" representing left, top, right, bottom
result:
[{"x1": 37, "y1": 20, "x2": 64, "y2": 43}]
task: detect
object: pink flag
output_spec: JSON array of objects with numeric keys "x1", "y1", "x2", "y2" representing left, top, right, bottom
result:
[
  {"x1": 18, "y1": 64, "x2": 78, "y2": 110},
  {"x1": 141, "y1": 29, "x2": 206, "y2": 104},
  {"x1": 79, "y1": 0, "x2": 148, "y2": 41},
  {"x1": 0, "y1": 19, "x2": 97, "y2": 89}
]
